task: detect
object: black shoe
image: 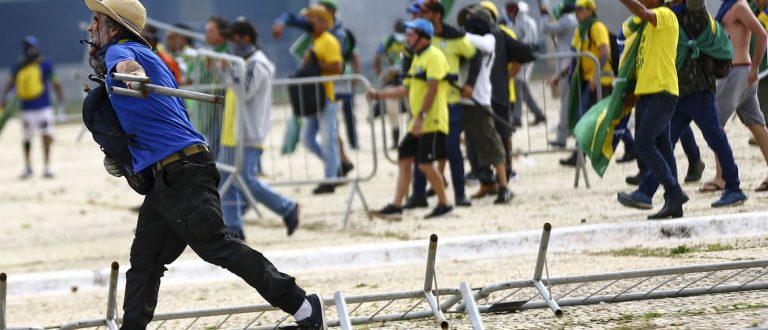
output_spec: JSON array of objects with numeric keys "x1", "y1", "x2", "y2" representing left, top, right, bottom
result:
[
  {"x1": 647, "y1": 192, "x2": 689, "y2": 220},
  {"x1": 625, "y1": 172, "x2": 646, "y2": 186},
  {"x1": 684, "y1": 161, "x2": 705, "y2": 183},
  {"x1": 338, "y1": 162, "x2": 354, "y2": 177},
  {"x1": 615, "y1": 151, "x2": 637, "y2": 163},
  {"x1": 559, "y1": 152, "x2": 577, "y2": 167},
  {"x1": 548, "y1": 141, "x2": 566, "y2": 149},
  {"x1": 455, "y1": 196, "x2": 472, "y2": 207},
  {"x1": 465, "y1": 171, "x2": 479, "y2": 183},
  {"x1": 283, "y1": 204, "x2": 300, "y2": 236},
  {"x1": 312, "y1": 184, "x2": 335, "y2": 195},
  {"x1": 403, "y1": 195, "x2": 429, "y2": 209},
  {"x1": 371, "y1": 204, "x2": 403, "y2": 220},
  {"x1": 424, "y1": 204, "x2": 454, "y2": 219},
  {"x1": 529, "y1": 116, "x2": 546, "y2": 126},
  {"x1": 494, "y1": 187, "x2": 514, "y2": 204},
  {"x1": 287, "y1": 294, "x2": 327, "y2": 330}
]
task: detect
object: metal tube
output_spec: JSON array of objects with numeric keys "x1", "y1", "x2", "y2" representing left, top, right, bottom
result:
[
  {"x1": 459, "y1": 282, "x2": 485, "y2": 330},
  {"x1": 534, "y1": 281, "x2": 563, "y2": 318},
  {"x1": 424, "y1": 234, "x2": 439, "y2": 292},
  {"x1": 533, "y1": 223, "x2": 552, "y2": 281},
  {"x1": 106, "y1": 262, "x2": 119, "y2": 321},
  {"x1": 125, "y1": 82, "x2": 225, "y2": 104},
  {"x1": 1, "y1": 273, "x2": 6, "y2": 330},
  {"x1": 110, "y1": 72, "x2": 150, "y2": 83},
  {"x1": 334, "y1": 292, "x2": 353, "y2": 330},
  {"x1": 109, "y1": 86, "x2": 145, "y2": 99},
  {"x1": 424, "y1": 292, "x2": 449, "y2": 329}
]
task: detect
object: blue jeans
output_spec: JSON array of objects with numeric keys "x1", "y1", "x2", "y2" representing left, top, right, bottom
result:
[
  {"x1": 639, "y1": 91, "x2": 741, "y2": 195},
  {"x1": 634, "y1": 92, "x2": 683, "y2": 198},
  {"x1": 336, "y1": 93, "x2": 358, "y2": 149},
  {"x1": 633, "y1": 112, "x2": 699, "y2": 174},
  {"x1": 302, "y1": 101, "x2": 340, "y2": 178},
  {"x1": 412, "y1": 103, "x2": 465, "y2": 199},
  {"x1": 219, "y1": 147, "x2": 297, "y2": 238}
]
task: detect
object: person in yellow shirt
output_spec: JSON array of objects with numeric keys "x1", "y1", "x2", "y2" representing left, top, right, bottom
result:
[
  {"x1": 551, "y1": 0, "x2": 614, "y2": 166},
  {"x1": 618, "y1": 0, "x2": 686, "y2": 219},
  {"x1": 367, "y1": 18, "x2": 454, "y2": 220},
  {"x1": 299, "y1": 5, "x2": 344, "y2": 195}
]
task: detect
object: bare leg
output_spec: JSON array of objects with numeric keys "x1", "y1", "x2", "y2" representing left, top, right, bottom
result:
[
  {"x1": 42, "y1": 134, "x2": 53, "y2": 170},
  {"x1": 392, "y1": 158, "x2": 414, "y2": 207},
  {"x1": 747, "y1": 123, "x2": 768, "y2": 182},
  {"x1": 418, "y1": 163, "x2": 449, "y2": 205},
  {"x1": 495, "y1": 163, "x2": 508, "y2": 188},
  {"x1": 22, "y1": 140, "x2": 31, "y2": 170},
  {"x1": 338, "y1": 136, "x2": 350, "y2": 164}
]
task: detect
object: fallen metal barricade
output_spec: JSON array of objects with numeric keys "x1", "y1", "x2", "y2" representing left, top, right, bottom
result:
[
  {"x1": 24, "y1": 223, "x2": 766, "y2": 329},
  {"x1": 0, "y1": 273, "x2": 45, "y2": 330}
]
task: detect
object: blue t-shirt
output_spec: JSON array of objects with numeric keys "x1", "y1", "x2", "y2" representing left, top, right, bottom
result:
[
  {"x1": 13, "y1": 60, "x2": 53, "y2": 111},
  {"x1": 105, "y1": 41, "x2": 205, "y2": 172}
]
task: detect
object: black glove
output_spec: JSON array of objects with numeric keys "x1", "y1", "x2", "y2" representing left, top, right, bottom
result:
[{"x1": 103, "y1": 156, "x2": 124, "y2": 177}]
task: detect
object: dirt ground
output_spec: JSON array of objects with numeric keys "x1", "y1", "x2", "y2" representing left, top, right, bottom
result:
[{"x1": 1, "y1": 84, "x2": 768, "y2": 328}]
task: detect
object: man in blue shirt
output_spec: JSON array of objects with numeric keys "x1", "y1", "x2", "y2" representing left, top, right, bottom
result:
[
  {"x1": 1, "y1": 36, "x2": 66, "y2": 179},
  {"x1": 83, "y1": 0, "x2": 326, "y2": 328}
]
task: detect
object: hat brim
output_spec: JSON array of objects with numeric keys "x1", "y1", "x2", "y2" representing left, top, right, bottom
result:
[{"x1": 84, "y1": 0, "x2": 151, "y2": 48}]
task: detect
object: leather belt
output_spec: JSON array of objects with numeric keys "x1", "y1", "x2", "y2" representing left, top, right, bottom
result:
[{"x1": 154, "y1": 144, "x2": 209, "y2": 172}]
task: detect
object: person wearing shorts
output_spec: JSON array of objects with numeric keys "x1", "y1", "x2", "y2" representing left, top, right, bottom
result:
[
  {"x1": 368, "y1": 18, "x2": 454, "y2": 220},
  {"x1": 1, "y1": 36, "x2": 66, "y2": 179}
]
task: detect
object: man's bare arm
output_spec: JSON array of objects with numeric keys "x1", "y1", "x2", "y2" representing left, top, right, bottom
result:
[
  {"x1": 115, "y1": 60, "x2": 146, "y2": 77},
  {"x1": 619, "y1": 0, "x2": 657, "y2": 26},
  {"x1": 319, "y1": 61, "x2": 343, "y2": 75},
  {"x1": 735, "y1": 3, "x2": 767, "y2": 74}
]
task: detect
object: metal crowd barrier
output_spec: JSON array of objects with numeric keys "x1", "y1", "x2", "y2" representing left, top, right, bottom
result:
[{"x1": 2, "y1": 223, "x2": 762, "y2": 329}]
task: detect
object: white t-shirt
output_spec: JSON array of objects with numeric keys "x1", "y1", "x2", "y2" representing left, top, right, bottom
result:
[{"x1": 461, "y1": 33, "x2": 495, "y2": 106}]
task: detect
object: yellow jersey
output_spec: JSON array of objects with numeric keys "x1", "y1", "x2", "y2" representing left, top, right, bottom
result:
[{"x1": 404, "y1": 45, "x2": 450, "y2": 134}]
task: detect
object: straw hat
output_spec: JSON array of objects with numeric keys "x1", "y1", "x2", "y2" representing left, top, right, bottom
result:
[{"x1": 84, "y1": 0, "x2": 150, "y2": 47}]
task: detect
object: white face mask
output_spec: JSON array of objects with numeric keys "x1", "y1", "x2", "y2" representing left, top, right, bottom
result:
[{"x1": 394, "y1": 33, "x2": 406, "y2": 43}]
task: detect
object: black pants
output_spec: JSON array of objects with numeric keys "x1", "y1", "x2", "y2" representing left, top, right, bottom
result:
[{"x1": 121, "y1": 151, "x2": 305, "y2": 329}]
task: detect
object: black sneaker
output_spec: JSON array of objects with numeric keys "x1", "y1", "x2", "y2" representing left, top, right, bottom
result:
[
  {"x1": 455, "y1": 196, "x2": 472, "y2": 207},
  {"x1": 283, "y1": 294, "x2": 327, "y2": 330},
  {"x1": 683, "y1": 161, "x2": 705, "y2": 183},
  {"x1": 625, "y1": 172, "x2": 646, "y2": 186},
  {"x1": 559, "y1": 152, "x2": 577, "y2": 167},
  {"x1": 424, "y1": 204, "x2": 453, "y2": 219},
  {"x1": 283, "y1": 204, "x2": 300, "y2": 236},
  {"x1": 403, "y1": 195, "x2": 429, "y2": 209},
  {"x1": 312, "y1": 184, "x2": 335, "y2": 195},
  {"x1": 371, "y1": 204, "x2": 403, "y2": 221},
  {"x1": 339, "y1": 162, "x2": 355, "y2": 177},
  {"x1": 494, "y1": 187, "x2": 514, "y2": 204}
]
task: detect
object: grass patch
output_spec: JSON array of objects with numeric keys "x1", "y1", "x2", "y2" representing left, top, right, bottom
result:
[
  {"x1": 731, "y1": 303, "x2": 768, "y2": 311},
  {"x1": 642, "y1": 312, "x2": 663, "y2": 319},
  {"x1": 596, "y1": 243, "x2": 735, "y2": 258}
]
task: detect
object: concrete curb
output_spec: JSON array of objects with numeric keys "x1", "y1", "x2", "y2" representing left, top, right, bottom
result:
[{"x1": 6, "y1": 211, "x2": 768, "y2": 296}]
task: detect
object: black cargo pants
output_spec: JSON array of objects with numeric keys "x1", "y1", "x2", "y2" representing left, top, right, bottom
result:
[{"x1": 121, "y1": 151, "x2": 305, "y2": 329}]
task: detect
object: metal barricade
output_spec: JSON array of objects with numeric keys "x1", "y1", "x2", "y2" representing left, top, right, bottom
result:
[
  {"x1": 266, "y1": 74, "x2": 378, "y2": 226},
  {"x1": 373, "y1": 65, "x2": 410, "y2": 165}
]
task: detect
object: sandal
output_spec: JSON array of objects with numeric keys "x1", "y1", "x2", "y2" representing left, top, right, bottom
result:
[
  {"x1": 699, "y1": 181, "x2": 724, "y2": 193},
  {"x1": 756, "y1": 180, "x2": 768, "y2": 192}
]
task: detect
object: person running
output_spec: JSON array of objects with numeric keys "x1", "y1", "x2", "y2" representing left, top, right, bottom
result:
[
  {"x1": 618, "y1": 0, "x2": 687, "y2": 219},
  {"x1": 552, "y1": 0, "x2": 614, "y2": 167},
  {"x1": 217, "y1": 18, "x2": 301, "y2": 240},
  {"x1": 618, "y1": 0, "x2": 748, "y2": 211},
  {"x1": 368, "y1": 18, "x2": 454, "y2": 220},
  {"x1": 0, "y1": 36, "x2": 66, "y2": 179},
  {"x1": 710, "y1": 0, "x2": 768, "y2": 192},
  {"x1": 406, "y1": 1, "x2": 480, "y2": 209},
  {"x1": 82, "y1": 0, "x2": 326, "y2": 328}
]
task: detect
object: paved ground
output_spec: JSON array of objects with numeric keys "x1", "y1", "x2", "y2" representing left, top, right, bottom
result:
[{"x1": 1, "y1": 83, "x2": 768, "y2": 328}]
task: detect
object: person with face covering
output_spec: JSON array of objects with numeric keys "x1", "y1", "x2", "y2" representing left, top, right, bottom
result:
[{"x1": 82, "y1": 0, "x2": 327, "y2": 328}]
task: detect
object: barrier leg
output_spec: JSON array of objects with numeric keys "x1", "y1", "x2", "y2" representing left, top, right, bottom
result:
[
  {"x1": 235, "y1": 175, "x2": 264, "y2": 220},
  {"x1": 423, "y1": 234, "x2": 449, "y2": 329},
  {"x1": 1, "y1": 273, "x2": 6, "y2": 330},
  {"x1": 532, "y1": 224, "x2": 563, "y2": 318},
  {"x1": 342, "y1": 181, "x2": 372, "y2": 227},
  {"x1": 459, "y1": 282, "x2": 485, "y2": 330},
  {"x1": 334, "y1": 291, "x2": 352, "y2": 330},
  {"x1": 106, "y1": 262, "x2": 120, "y2": 330}
]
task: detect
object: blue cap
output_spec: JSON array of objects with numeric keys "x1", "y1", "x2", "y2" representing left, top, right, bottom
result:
[
  {"x1": 404, "y1": 18, "x2": 433, "y2": 38},
  {"x1": 23, "y1": 35, "x2": 39, "y2": 47},
  {"x1": 406, "y1": 0, "x2": 424, "y2": 14}
]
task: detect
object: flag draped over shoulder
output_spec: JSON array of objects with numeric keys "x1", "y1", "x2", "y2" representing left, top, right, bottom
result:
[
  {"x1": 573, "y1": 17, "x2": 646, "y2": 177},
  {"x1": 677, "y1": 15, "x2": 733, "y2": 69},
  {"x1": 565, "y1": 16, "x2": 596, "y2": 133}
]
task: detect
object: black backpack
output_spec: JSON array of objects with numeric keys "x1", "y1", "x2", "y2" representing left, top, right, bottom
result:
[
  {"x1": 341, "y1": 28, "x2": 357, "y2": 73},
  {"x1": 288, "y1": 52, "x2": 327, "y2": 117},
  {"x1": 82, "y1": 75, "x2": 153, "y2": 194}
]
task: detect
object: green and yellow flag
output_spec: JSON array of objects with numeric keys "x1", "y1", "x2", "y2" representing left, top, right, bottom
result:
[
  {"x1": 574, "y1": 17, "x2": 645, "y2": 177},
  {"x1": 0, "y1": 97, "x2": 19, "y2": 137}
]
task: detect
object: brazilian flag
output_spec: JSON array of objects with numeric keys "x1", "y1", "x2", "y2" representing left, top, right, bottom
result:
[
  {"x1": 0, "y1": 97, "x2": 18, "y2": 137},
  {"x1": 574, "y1": 17, "x2": 646, "y2": 177}
]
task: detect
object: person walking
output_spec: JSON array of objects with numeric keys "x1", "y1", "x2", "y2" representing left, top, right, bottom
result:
[
  {"x1": 0, "y1": 36, "x2": 66, "y2": 179},
  {"x1": 82, "y1": 0, "x2": 326, "y2": 328},
  {"x1": 218, "y1": 18, "x2": 301, "y2": 240}
]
